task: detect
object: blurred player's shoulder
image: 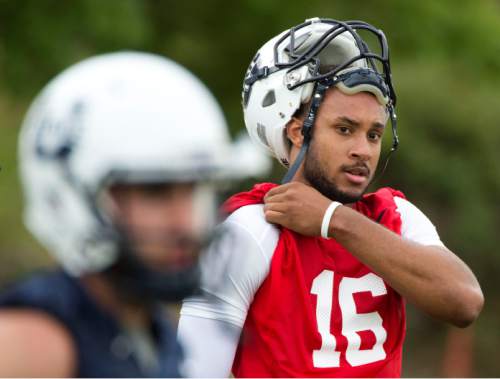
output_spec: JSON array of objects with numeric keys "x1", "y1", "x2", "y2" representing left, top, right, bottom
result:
[
  {"x1": 0, "y1": 270, "x2": 76, "y2": 312},
  {"x1": 225, "y1": 204, "x2": 279, "y2": 251}
]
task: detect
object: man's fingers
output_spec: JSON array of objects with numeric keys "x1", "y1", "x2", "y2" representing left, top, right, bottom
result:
[
  {"x1": 264, "y1": 202, "x2": 288, "y2": 213},
  {"x1": 264, "y1": 183, "x2": 292, "y2": 201},
  {"x1": 263, "y1": 192, "x2": 288, "y2": 205},
  {"x1": 263, "y1": 209, "x2": 285, "y2": 225}
]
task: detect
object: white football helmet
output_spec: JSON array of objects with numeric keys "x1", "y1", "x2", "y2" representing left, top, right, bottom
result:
[
  {"x1": 19, "y1": 51, "x2": 248, "y2": 283},
  {"x1": 242, "y1": 18, "x2": 397, "y2": 170}
]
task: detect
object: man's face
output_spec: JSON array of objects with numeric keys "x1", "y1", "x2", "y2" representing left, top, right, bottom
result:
[
  {"x1": 107, "y1": 182, "x2": 205, "y2": 271},
  {"x1": 303, "y1": 88, "x2": 388, "y2": 203}
]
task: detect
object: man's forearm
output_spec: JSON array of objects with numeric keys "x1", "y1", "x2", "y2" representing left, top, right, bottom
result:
[{"x1": 329, "y1": 205, "x2": 483, "y2": 327}]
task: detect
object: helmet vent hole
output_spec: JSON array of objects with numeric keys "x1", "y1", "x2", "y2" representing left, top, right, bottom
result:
[
  {"x1": 261, "y1": 90, "x2": 276, "y2": 107},
  {"x1": 256, "y1": 122, "x2": 269, "y2": 147}
]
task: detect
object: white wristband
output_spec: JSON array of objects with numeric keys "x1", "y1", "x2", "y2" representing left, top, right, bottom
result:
[{"x1": 321, "y1": 201, "x2": 342, "y2": 239}]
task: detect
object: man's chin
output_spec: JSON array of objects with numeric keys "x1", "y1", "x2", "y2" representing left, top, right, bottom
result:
[
  {"x1": 303, "y1": 158, "x2": 370, "y2": 203},
  {"x1": 316, "y1": 185, "x2": 364, "y2": 204},
  {"x1": 336, "y1": 192, "x2": 363, "y2": 204},
  {"x1": 333, "y1": 185, "x2": 368, "y2": 204}
]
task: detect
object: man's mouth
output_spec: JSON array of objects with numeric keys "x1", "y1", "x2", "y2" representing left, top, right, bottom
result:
[{"x1": 342, "y1": 165, "x2": 370, "y2": 185}]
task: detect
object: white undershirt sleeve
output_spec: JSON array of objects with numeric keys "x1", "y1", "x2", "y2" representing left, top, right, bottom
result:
[
  {"x1": 395, "y1": 196, "x2": 445, "y2": 247},
  {"x1": 177, "y1": 315, "x2": 241, "y2": 378}
]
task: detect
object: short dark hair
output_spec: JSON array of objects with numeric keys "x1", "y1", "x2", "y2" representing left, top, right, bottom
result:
[{"x1": 292, "y1": 101, "x2": 309, "y2": 119}]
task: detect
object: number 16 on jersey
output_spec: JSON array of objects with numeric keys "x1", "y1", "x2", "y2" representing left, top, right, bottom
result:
[{"x1": 311, "y1": 270, "x2": 388, "y2": 368}]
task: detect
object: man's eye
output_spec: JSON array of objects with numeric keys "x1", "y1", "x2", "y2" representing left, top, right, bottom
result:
[
  {"x1": 368, "y1": 132, "x2": 382, "y2": 141},
  {"x1": 337, "y1": 126, "x2": 351, "y2": 135}
]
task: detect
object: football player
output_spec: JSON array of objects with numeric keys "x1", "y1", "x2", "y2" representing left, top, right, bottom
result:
[
  {"x1": 0, "y1": 51, "x2": 250, "y2": 377},
  {"x1": 177, "y1": 18, "x2": 484, "y2": 377}
]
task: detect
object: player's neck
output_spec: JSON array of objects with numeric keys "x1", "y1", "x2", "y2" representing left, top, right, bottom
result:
[{"x1": 81, "y1": 274, "x2": 150, "y2": 329}]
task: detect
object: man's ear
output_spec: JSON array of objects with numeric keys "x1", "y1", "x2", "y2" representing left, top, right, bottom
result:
[{"x1": 286, "y1": 117, "x2": 304, "y2": 149}]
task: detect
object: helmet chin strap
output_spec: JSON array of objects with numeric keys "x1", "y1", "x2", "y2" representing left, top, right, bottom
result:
[
  {"x1": 370, "y1": 105, "x2": 399, "y2": 184},
  {"x1": 282, "y1": 81, "x2": 330, "y2": 184}
]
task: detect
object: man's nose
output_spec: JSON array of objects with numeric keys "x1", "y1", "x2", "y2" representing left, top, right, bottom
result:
[
  {"x1": 348, "y1": 135, "x2": 371, "y2": 161},
  {"x1": 167, "y1": 196, "x2": 195, "y2": 232}
]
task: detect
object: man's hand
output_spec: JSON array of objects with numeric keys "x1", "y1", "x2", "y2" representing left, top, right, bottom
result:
[{"x1": 263, "y1": 182, "x2": 332, "y2": 236}]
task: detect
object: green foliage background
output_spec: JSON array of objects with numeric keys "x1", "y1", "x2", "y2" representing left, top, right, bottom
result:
[{"x1": 1, "y1": 0, "x2": 499, "y2": 376}]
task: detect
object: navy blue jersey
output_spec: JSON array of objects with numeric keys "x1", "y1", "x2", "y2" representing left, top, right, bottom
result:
[{"x1": 0, "y1": 270, "x2": 183, "y2": 377}]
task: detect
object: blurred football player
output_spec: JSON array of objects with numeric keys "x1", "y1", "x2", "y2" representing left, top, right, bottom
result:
[
  {"x1": 0, "y1": 51, "x2": 252, "y2": 377},
  {"x1": 177, "y1": 18, "x2": 484, "y2": 377}
]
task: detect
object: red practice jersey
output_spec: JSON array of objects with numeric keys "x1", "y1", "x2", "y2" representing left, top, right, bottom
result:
[{"x1": 223, "y1": 183, "x2": 407, "y2": 378}]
